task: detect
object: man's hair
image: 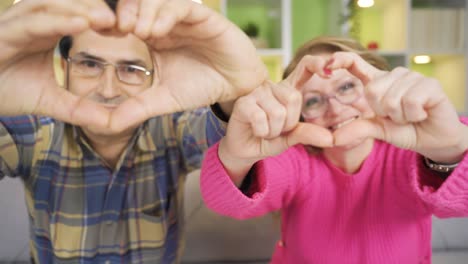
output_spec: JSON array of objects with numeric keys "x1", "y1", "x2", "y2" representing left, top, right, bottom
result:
[{"x1": 58, "y1": 0, "x2": 118, "y2": 59}]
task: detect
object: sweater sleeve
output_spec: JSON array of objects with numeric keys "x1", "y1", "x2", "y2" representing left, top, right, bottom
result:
[
  {"x1": 410, "y1": 117, "x2": 468, "y2": 218},
  {"x1": 200, "y1": 142, "x2": 310, "y2": 220}
]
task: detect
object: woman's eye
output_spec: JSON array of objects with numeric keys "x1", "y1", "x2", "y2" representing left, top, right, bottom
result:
[
  {"x1": 338, "y1": 82, "x2": 355, "y2": 93},
  {"x1": 305, "y1": 97, "x2": 321, "y2": 108}
]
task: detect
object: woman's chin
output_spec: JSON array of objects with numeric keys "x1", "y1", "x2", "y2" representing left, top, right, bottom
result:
[{"x1": 330, "y1": 137, "x2": 370, "y2": 151}]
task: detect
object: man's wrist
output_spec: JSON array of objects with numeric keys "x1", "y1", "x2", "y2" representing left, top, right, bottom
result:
[{"x1": 210, "y1": 103, "x2": 230, "y2": 122}]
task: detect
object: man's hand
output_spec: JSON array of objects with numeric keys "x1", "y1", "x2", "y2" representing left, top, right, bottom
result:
[
  {"x1": 328, "y1": 52, "x2": 468, "y2": 164},
  {"x1": 0, "y1": 0, "x2": 115, "y2": 128},
  {"x1": 109, "y1": 0, "x2": 269, "y2": 131}
]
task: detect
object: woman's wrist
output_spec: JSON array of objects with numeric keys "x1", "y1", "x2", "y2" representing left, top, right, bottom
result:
[{"x1": 218, "y1": 139, "x2": 259, "y2": 187}]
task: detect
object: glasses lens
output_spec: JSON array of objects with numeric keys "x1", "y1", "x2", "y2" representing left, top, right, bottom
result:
[
  {"x1": 336, "y1": 82, "x2": 359, "y2": 104},
  {"x1": 71, "y1": 58, "x2": 103, "y2": 77},
  {"x1": 117, "y1": 65, "x2": 150, "y2": 85},
  {"x1": 302, "y1": 93, "x2": 326, "y2": 118}
]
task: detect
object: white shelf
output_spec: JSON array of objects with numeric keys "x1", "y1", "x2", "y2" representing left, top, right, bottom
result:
[
  {"x1": 257, "y1": 48, "x2": 284, "y2": 57},
  {"x1": 337, "y1": 0, "x2": 467, "y2": 112}
]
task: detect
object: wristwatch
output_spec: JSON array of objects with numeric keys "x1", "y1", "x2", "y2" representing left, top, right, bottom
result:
[{"x1": 423, "y1": 157, "x2": 459, "y2": 173}]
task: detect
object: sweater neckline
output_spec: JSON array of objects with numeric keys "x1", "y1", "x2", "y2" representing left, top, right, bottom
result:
[{"x1": 318, "y1": 140, "x2": 381, "y2": 183}]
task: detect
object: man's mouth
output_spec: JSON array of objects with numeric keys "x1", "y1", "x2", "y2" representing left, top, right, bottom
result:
[{"x1": 102, "y1": 104, "x2": 119, "y2": 109}]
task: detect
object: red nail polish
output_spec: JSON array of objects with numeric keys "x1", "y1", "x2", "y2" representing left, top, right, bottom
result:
[{"x1": 324, "y1": 68, "x2": 332, "y2": 75}]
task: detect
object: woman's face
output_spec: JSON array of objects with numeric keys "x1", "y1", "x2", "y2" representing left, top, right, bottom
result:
[{"x1": 300, "y1": 55, "x2": 374, "y2": 132}]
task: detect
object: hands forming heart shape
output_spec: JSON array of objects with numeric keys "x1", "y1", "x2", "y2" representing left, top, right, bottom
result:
[
  {"x1": 0, "y1": 0, "x2": 268, "y2": 134},
  {"x1": 221, "y1": 51, "x2": 468, "y2": 166}
]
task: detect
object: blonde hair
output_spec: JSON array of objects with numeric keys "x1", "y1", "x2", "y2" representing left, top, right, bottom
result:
[{"x1": 283, "y1": 36, "x2": 390, "y2": 79}]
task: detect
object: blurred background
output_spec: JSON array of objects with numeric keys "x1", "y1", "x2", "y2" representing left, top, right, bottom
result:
[
  {"x1": 0, "y1": 0, "x2": 467, "y2": 263},
  {"x1": 200, "y1": 0, "x2": 467, "y2": 115}
]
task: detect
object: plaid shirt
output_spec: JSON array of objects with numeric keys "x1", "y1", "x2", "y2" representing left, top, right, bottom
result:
[{"x1": 0, "y1": 108, "x2": 225, "y2": 264}]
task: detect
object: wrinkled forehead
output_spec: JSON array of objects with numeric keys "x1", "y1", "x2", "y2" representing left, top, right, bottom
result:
[{"x1": 70, "y1": 29, "x2": 153, "y2": 66}]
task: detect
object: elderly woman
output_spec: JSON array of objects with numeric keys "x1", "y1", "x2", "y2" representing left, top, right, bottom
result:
[{"x1": 200, "y1": 36, "x2": 468, "y2": 263}]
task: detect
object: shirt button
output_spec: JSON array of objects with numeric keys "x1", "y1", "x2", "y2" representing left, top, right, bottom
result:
[{"x1": 105, "y1": 260, "x2": 111, "y2": 264}]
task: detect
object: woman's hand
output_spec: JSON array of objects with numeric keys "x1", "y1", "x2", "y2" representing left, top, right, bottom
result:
[
  {"x1": 328, "y1": 52, "x2": 468, "y2": 163},
  {"x1": 219, "y1": 56, "x2": 334, "y2": 185}
]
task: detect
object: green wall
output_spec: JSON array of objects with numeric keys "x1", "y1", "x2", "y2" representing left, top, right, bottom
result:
[
  {"x1": 226, "y1": 0, "x2": 330, "y2": 52},
  {"x1": 292, "y1": 0, "x2": 329, "y2": 52},
  {"x1": 227, "y1": 1, "x2": 281, "y2": 48}
]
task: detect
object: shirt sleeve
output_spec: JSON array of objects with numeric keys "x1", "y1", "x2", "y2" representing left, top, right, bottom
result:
[
  {"x1": 411, "y1": 117, "x2": 468, "y2": 218},
  {"x1": 200, "y1": 142, "x2": 311, "y2": 220},
  {"x1": 0, "y1": 115, "x2": 42, "y2": 180},
  {"x1": 174, "y1": 107, "x2": 226, "y2": 171}
]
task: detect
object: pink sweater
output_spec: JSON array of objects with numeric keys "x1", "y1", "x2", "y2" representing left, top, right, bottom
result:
[{"x1": 201, "y1": 139, "x2": 468, "y2": 263}]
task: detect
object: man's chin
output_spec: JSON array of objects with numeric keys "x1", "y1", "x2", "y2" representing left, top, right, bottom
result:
[{"x1": 82, "y1": 124, "x2": 139, "y2": 138}]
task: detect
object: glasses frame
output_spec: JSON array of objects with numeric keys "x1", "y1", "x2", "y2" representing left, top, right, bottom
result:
[
  {"x1": 301, "y1": 86, "x2": 363, "y2": 119},
  {"x1": 66, "y1": 56, "x2": 154, "y2": 86}
]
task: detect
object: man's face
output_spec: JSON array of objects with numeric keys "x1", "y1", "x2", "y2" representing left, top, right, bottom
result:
[{"x1": 65, "y1": 29, "x2": 154, "y2": 110}]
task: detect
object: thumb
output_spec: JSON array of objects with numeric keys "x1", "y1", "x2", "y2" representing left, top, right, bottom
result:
[
  {"x1": 285, "y1": 122, "x2": 334, "y2": 148},
  {"x1": 328, "y1": 52, "x2": 385, "y2": 85},
  {"x1": 333, "y1": 118, "x2": 385, "y2": 146},
  {"x1": 283, "y1": 55, "x2": 328, "y2": 89},
  {"x1": 109, "y1": 86, "x2": 183, "y2": 132}
]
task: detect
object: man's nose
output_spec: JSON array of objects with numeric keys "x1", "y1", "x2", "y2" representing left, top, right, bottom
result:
[{"x1": 97, "y1": 66, "x2": 121, "y2": 98}]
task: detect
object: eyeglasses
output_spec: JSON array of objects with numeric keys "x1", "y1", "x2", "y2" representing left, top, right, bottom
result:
[
  {"x1": 67, "y1": 56, "x2": 154, "y2": 86},
  {"x1": 301, "y1": 82, "x2": 362, "y2": 119}
]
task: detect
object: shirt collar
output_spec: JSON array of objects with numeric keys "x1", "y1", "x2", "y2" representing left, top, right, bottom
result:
[{"x1": 70, "y1": 121, "x2": 156, "y2": 153}]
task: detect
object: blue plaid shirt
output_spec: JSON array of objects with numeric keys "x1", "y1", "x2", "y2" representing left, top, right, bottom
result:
[{"x1": 0, "y1": 108, "x2": 225, "y2": 263}]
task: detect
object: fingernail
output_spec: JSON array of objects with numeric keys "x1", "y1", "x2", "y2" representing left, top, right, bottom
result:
[{"x1": 323, "y1": 68, "x2": 332, "y2": 75}]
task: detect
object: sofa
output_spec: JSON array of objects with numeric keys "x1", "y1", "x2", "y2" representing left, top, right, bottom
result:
[
  {"x1": 181, "y1": 170, "x2": 468, "y2": 264},
  {"x1": 2, "y1": 171, "x2": 468, "y2": 263}
]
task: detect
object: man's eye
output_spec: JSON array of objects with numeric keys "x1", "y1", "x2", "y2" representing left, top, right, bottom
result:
[
  {"x1": 122, "y1": 65, "x2": 140, "y2": 73},
  {"x1": 79, "y1": 60, "x2": 100, "y2": 68}
]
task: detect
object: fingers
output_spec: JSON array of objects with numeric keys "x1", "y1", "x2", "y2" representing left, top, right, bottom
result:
[
  {"x1": 134, "y1": 0, "x2": 166, "y2": 39},
  {"x1": 118, "y1": 0, "x2": 211, "y2": 39},
  {"x1": 0, "y1": 0, "x2": 117, "y2": 54},
  {"x1": 283, "y1": 123, "x2": 334, "y2": 148},
  {"x1": 37, "y1": 86, "x2": 111, "y2": 129},
  {"x1": 16, "y1": 14, "x2": 90, "y2": 39},
  {"x1": 332, "y1": 119, "x2": 386, "y2": 147},
  {"x1": 402, "y1": 77, "x2": 445, "y2": 122},
  {"x1": 108, "y1": 89, "x2": 156, "y2": 132},
  {"x1": 116, "y1": 0, "x2": 140, "y2": 32},
  {"x1": 365, "y1": 68, "x2": 445, "y2": 125},
  {"x1": 150, "y1": 0, "x2": 195, "y2": 38},
  {"x1": 2, "y1": 0, "x2": 115, "y2": 30},
  {"x1": 364, "y1": 67, "x2": 410, "y2": 120},
  {"x1": 233, "y1": 95, "x2": 271, "y2": 137},
  {"x1": 327, "y1": 52, "x2": 385, "y2": 85},
  {"x1": 285, "y1": 55, "x2": 330, "y2": 88},
  {"x1": 379, "y1": 69, "x2": 422, "y2": 123},
  {"x1": 271, "y1": 81, "x2": 302, "y2": 131}
]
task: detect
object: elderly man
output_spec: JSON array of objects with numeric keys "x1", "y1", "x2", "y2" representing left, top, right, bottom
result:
[{"x1": 0, "y1": 0, "x2": 267, "y2": 263}]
